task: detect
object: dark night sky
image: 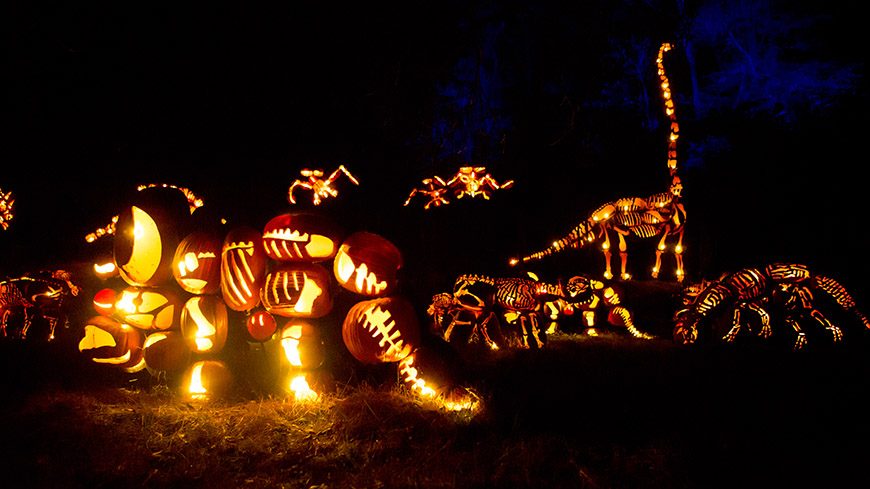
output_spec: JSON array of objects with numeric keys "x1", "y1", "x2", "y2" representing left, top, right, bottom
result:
[{"x1": 2, "y1": 1, "x2": 868, "y2": 306}]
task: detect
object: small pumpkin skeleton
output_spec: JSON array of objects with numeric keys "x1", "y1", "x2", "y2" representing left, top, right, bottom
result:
[
  {"x1": 333, "y1": 231, "x2": 403, "y2": 297},
  {"x1": 262, "y1": 212, "x2": 344, "y2": 262},
  {"x1": 260, "y1": 263, "x2": 334, "y2": 318},
  {"x1": 342, "y1": 296, "x2": 420, "y2": 364}
]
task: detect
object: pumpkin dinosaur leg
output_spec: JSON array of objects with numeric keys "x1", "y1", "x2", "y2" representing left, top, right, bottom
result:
[
  {"x1": 601, "y1": 226, "x2": 614, "y2": 280},
  {"x1": 617, "y1": 232, "x2": 630, "y2": 280},
  {"x1": 809, "y1": 309, "x2": 843, "y2": 343},
  {"x1": 784, "y1": 317, "x2": 808, "y2": 351}
]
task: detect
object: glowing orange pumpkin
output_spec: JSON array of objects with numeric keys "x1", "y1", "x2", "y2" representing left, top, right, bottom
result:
[
  {"x1": 279, "y1": 320, "x2": 325, "y2": 370},
  {"x1": 260, "y1": 263, "x2": 333, "y2": 318},
  {"x1": 220, "y1": 226, "x2": 268, "y2": 312},
  {"x1": 262, "y1": 212, "x2": 344, "y2": 262},
  {"x1": 180, "y1": 295, "x2": 228, "y2": 354},
  {"x1": 342, "y1": 295, "x2": 420, "y2": 364},
  {"x1": 113, "y1": 187, "x2": 190, "y2": 287},
  {"x1": 183, "y1": 360, "x2": 232, "y2": 401},
  {"x1": 143, "y1": 331, "x2": 191, "y2": 374},
  {"x1": 78, "y1": 315, "x2": 146, "y2": 371},
  {"x1": 114, "y1": 286, "x2": 182, "y2": 331},
  {"x1": 173, "y1": 231, "x2": 222, "y2": 295},
  {"x1": 246, "y1": 309, "x2": 278, "y2": 342},
  {"x1": 333, "y1": 231, "x2": 402, "y2": 297}
]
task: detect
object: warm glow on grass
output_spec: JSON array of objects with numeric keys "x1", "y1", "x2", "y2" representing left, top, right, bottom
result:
[{"x1": 289, "y1": 374, "x2": 319, "y2": 402}]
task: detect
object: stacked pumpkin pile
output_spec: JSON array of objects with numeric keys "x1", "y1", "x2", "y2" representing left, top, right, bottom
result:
[{"x1": 76, "y1": 186, "x2": 468, "y2": 405}]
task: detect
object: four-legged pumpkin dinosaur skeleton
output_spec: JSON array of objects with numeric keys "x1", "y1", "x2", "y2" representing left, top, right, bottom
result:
[
  {"x1": 428, "y1": 273, "x2": 652, "y2": 350},
  {"x1": 510, "y1": 42, "x2": 686, "y2": 282},
  {"x1": 0, "y1": 270, "x2": 80, "y2": 341},
  {"x1": 673, "y1": 263, "x2": 870, "y2": 351}
]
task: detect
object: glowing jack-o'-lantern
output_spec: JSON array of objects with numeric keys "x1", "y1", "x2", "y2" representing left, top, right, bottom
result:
[
  {"x1": 78, "y1": 315, "x2": 146, "y2": 372},
  {"x1": 93, "y1": 249, "x2": 119, "y2": 280},
  {"x1": 397, "y1": 346, "x2": 480, "y2": 412},
  {"x1": 246, "y1": 309, "x2": 278, "y2": 342},
  {"x1": 220, "y1": 226, "x2": 268, "y2": 312},
  {"x1": 262, "y1": 212, "x2": 344, "y2": 262},
  {"x1": 92, "y1": 288, "x2": 117, "y2": 317},
  {"x1": 114, "y1": 286, "x2": 182, "y2": 331},
  {"x1": 261, "y1": 263, "x2": 333, "y2": 318},
  {"x1": 113, "y1": 187, "x2": 190, "y2": 287},
  {"x1": 180, "y1": 295, "x2": 228, "y2": 354},
  {"x1": 183, "y1": 360, "x2": 232, "y2": 402},
  {"x1": 342, "y1": 296, "x2": 420, "y2": 364},
  {"x1": 279, "y1": 320, "x2": 325, "y2": 370},
  {"x1": 333, "y1": 231, "x2": 403, "y2": 297},
  {"x1": 172, "y1": 231, "x2": 222, "y2": 295},
  {"x1": 143, "y1": 331, "x2": 190, "y2": 374}
]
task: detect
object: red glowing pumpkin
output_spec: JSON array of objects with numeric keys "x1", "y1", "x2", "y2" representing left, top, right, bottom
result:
[
  {"x1": 92, "y1": 288, "x2": 117, "y2": 317},
  {"x1": 341, "y1": 295, "x2": 420, "y2": 364},
  {"x1": 220, "y1": 226, "x2": 268, "y2": 312},
  {"x1": 333, "y1": 231, "x2": 402, "y2": 297},
  {"x1": 180, "y1": 295, "x2": 229, "y2": 354},
  {"x1": 260, "y1": 263, "x2": 333, "y2": 318},
  {"x1": 262, "y1": 212, "x2": 344, "y2": 262},
  {"x1": 173, "y1": 231, "x2": 222, "y2": 295},
  {"x1": 246, "y1": 309, "x2": 278, "y2": 342}
]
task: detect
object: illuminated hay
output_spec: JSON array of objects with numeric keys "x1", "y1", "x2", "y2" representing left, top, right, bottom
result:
[
  {"x1": 510, "y1": 42, "x2": 686, "y2": 282},
  {"x1": 287, "y1": 165, "x2": 359, "y2": 205}
]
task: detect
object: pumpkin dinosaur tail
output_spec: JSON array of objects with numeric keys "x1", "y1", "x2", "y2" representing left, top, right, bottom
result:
[
  {"x1": 813, "y1": 275, "x2": 870, "y2": 331},
  {"x1": 509, "y1": 219, "x2": 597, "y2": 266}
]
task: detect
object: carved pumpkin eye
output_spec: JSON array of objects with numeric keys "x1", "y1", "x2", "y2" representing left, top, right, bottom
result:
[
  {"x1": 220, "y1": 226, "x2": 268, "y2": 312},
  {"x1": 279, "y1": 320, "x2": 325, "y2": 370},
  {"x1": 333, "y1": 231, "x2": 402, "y2": 297},
  {"x1": 78, "y1": 316, "x2": 146, "y2": 372},
  {"x1": 114, "y1": 286, "x2": 181, "y2": 331},
  {"x1": 173, "y1": 231, "x2": 222, "y2": 295},
  {"x1": 342, "y1": 296, "x2": 420, "y2": 364},
  {"x1": 113, "y1": 187, "x2": 190, "y2": 287},
  {"x1": 260, "y1": 263, "x2": 333, "y2": 318},
  {"x1": 262, "y1": 212, "x2": 343, "y2": 262},
  {"x1": 180, "y1": 295, "x2": 229, "y2": 354},
  {"x1": 183, "y1": 360, "x2": 232, "y2": 402}
]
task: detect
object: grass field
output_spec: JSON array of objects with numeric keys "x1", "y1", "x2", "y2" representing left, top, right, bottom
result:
[{"x1": 2, "y1": 323, "x2": 869, "y2": 489}]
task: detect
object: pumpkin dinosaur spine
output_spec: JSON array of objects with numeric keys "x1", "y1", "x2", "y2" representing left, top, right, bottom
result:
[{"x1": 510, "y1": 41, "x2": 682, "y2": 271}]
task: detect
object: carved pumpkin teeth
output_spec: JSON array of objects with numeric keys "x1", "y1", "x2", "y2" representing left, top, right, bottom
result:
[{"x1": 263, "y1": 228, "x2": 310, "y2": 242}]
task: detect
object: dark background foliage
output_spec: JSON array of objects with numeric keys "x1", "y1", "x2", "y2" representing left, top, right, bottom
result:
[{"x1": 3, "y1": 0, "x2": 867, "y2": 306}]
